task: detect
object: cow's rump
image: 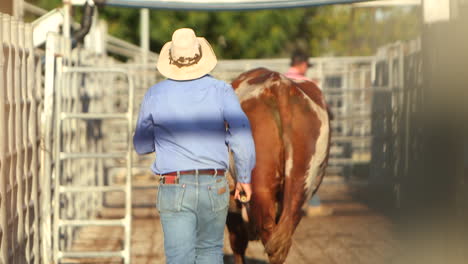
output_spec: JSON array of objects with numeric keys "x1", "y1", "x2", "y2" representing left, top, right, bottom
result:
[{"x1": 227, "y1": 68, "x2": 330, "y2": 264}]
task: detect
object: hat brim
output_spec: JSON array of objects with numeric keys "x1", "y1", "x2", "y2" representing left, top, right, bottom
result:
[{"x1": 157, "y1": 37, "x2": 217, "y2": 81}]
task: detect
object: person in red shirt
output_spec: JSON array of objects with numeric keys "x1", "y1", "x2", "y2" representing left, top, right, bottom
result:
[{"x1": 284, "y1": 50, "x2": 313, "y2": 82}]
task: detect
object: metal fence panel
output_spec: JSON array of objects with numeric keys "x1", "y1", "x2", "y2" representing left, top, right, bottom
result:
[
  {"x1": 369, "y1": 40, "x2": 422, "y2": 208},
  {"x1": 0, "y1": 13, "x2": 42, "y2": 264},
  {"x1": 1, "y1": 11, "x2": 145, "y2": 263}
]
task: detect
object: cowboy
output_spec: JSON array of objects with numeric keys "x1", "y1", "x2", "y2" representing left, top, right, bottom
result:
[{"x1": 133, "y1": 28, "x2": 256, "y2": 264}]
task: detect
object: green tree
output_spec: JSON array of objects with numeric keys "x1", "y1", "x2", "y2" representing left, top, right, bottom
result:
[
  {"x1": 29, "y1": 1, "x2": 420, "y2": 59},
  {"x1": 322, "y1": 6, "x2": 421, "y2": 56}
]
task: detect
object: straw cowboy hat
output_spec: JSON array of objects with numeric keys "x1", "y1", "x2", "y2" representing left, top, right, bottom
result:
[{"x1": 157, "y1": 28, "x2": 217, "y2": 81}]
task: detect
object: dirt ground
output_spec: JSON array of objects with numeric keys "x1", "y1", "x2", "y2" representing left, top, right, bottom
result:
[{"x1": 64, "y1": 178, "x2": 399, "y2": 264}]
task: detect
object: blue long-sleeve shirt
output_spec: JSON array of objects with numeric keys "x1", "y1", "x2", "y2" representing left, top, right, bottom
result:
[{"x1": 133, "y1": 75, "x2": 256, "y2": 183}]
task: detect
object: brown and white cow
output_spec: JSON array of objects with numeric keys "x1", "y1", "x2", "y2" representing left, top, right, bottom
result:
[{"x1": 226, "y1": 68, "x2": 331, "y2": 264}]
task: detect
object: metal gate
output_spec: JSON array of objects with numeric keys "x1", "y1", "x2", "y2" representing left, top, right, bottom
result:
[{"x1": 53, "y1": 62, "x2": 134, "y2": 263}]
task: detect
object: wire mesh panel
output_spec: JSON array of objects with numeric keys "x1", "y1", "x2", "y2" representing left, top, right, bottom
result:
[{"x1": 0, "y1": 13, "x2": 42, "y2": 264}]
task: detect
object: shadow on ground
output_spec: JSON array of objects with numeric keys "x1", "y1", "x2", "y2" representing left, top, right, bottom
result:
[{"x1": 223, "y1": 254, "x2": 268, "y2": 264}]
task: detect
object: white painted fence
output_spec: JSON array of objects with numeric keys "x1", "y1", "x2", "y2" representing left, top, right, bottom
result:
[{"x1": 0, "y1": 13, "x2": 42, "y2": 264}]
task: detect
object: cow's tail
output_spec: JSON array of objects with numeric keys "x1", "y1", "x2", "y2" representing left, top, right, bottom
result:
[
  {"x1": 264, "y1": 203, "x2": 295, "y2": 264},
  {"x1": 263, "y1": 140, "x2": 299, "y2": 264},
  {"x1": 263, "y1": 111, "x2": 300, "y2": 263}
]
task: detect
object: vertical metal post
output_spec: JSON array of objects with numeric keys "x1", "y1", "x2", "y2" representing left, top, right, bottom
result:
[
  {"x1": 125, "y1": 74, "x2": 134, "y2": 264},
  {"x1": 0, "y1": 13, "x2": 8, "y2": 264},
  {"x1": 63, "y1": 35, "x2": 74, "y2": 252},
  {"x1": 398, "y1": 44, "x2": 404, "y2": 90},
  {"x1": 318, "y1": 59, "x2": 324, "y2": 89},
  {"x1": 33, "y1": 40, "x2": 43, "y2": 264},
  {"x1": 9, "y1": 15, "x2": 19, "y2": 264},
  {"x1": 18, "y1": 20, "x2": 28, "y2": 261},
  {"x1": 402, "y1": 45, "x2": 411, "y2": 182},
  {"x1": 388, "y1": 49, "x2": 394, "y2": 92},
  {"x1": 41, "y1": 32, "x2": 56, "y2": 264},
  {"x1": 140, "y1": 8, "x2": 149, "y2": 87},
  {"x1": 360, "y1": 69, "x2": 366, "y2": 114},
  {"x1": 14, "y1": 0, "x2": 24, "y2": 19},
  {"x1": 53, "y1": 56, "x2": 64, "y2": 262},
  {"x1": 343, "y1": 63, "x2": 349, "y2": 135},
  {"x1": 25, "y1": 23, "x2": 41, "y2": 264},
  {"x1": 63, "y1": 0, "x2": 71, "y2": 39},
  {"x1": 359, "y1": 69, "x2": 366, "y2": 150},
  {"x1": 12, "y1": 20, "x2": 19, "y2": 262},
  {"x1": 3, "y1": 13, "x2": 15, "y2": 263}
]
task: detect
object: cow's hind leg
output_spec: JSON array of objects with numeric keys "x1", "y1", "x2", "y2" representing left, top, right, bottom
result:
[
  {"x1": 226, "y1": 212, "x2": 248, "y2": 264},
  {"x1": 240, "y1": 96, "x2": 283, "y2": 257},
  {"x1": 247, "y1": 149, "x2": 282, "y2": 248},
  {"x1": 264, "y1": 164, "x2": 307, "y2": 264},
  {"x1": 251, "y1": 185, "x2": 278, "y2": 245}
]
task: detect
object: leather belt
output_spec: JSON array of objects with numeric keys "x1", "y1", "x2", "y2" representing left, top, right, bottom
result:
[
  {"x1": 159, "y1": 169, "x2": 226, "y2": 185},
  {"x1": 162, "y1": 169, "x2": 225, "y2": 177}
]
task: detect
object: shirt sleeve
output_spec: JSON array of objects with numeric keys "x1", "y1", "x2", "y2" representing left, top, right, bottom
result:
[
  {"x1": 133, "y1": 90, "x2": 155, "y2": 155},
  {"x1": 222, "y1": 82, "x2": 256, "y2": 183}
]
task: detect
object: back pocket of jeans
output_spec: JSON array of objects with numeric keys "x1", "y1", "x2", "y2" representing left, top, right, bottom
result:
[
  {"x1": 207, "y1": 179, "x2": 229, "y2": 212},
  {"x1": 156, "y1": 184, "x2": 186, "y2": 212}
]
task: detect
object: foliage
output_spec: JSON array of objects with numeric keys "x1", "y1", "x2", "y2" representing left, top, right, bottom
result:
[
  {"x1": 29, "y1": 1, "x2": 421, "y2": 59},
  {"x1": 325, "y1": 6, "x2": 421, "y2": 56}
]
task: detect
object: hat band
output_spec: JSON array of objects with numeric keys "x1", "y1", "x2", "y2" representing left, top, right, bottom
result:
[{"x1": 169, "y1": 46, "x2": 203, "y2": 68}]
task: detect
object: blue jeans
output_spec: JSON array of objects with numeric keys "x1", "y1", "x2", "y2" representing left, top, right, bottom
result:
[{"x1": 157, "y1": 174, "x2": 229, "y2": 264}]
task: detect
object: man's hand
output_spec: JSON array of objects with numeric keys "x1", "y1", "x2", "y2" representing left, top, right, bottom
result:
[{"x1": 234, "y1": 182, "x2": 252, "y2": 203}]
